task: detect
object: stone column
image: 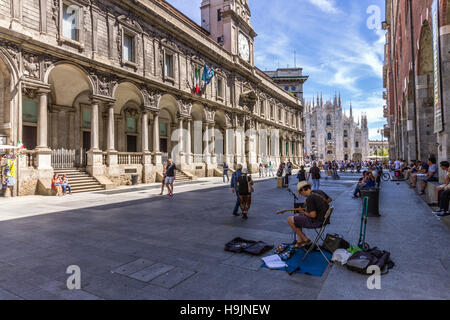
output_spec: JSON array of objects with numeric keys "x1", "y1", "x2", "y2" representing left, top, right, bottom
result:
[
  {"x1": 178, "y1": 117, "x2": 185, "y2": 165},
  {"x1": 35, "y1": 89, "x2": 52, "y2": 172},
  {"x1": 107, "y1": 104, "x2": 115, "y2": 151},
  {"x1": 37, "y1": 90, "x2": 49, "y2": 150},
  {"x1": 203, "y1": 123, "x2": 211, "y2": 164},
  {"x1": 210, "y1": 123, "x2": 216, "y2": 165},
  {"x1": 223, "y1": 126, "x2": 229, "y2": 164},
  {"x1": 105, "y1": 103, "x2": 119, "y2": 179},
  {"x1": 153, "y1": 112, "x2": 162, "y2": 165},
  {"x1": 91, "y1": 100, "x2": 100, "y2": 151},
  {"x1": 186, "y1": 119, "x2": 192, "y2": 165},
  {"x1": 141, "y1": 110, "x2": 152, "y2": 183},
  {"x1": 87, "y1": 99, "x2": 104, "y2": 177},
  {"x1": 141, "y1": 111, "x2": 149, "y2": 152}
]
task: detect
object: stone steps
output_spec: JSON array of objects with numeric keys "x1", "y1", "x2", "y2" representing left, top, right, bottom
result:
[{"x1": 53, "y1": 168, "x2": 105, "y2": 194}]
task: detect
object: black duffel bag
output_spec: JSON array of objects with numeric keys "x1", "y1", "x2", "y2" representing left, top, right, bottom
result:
[{"x1": 322, "y1": 234, "x2": 350, "y2": 253}]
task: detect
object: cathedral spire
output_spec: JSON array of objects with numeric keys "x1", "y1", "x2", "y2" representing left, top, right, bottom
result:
[
  {"x1": 320, "y1": 92, "x2": 323, "y2": 106},
  {"x1": 350, "y1": 102, "x2": 353, "y2": 119},
  {"x1": 317, "y1": 93, "x2": 320, "y2": 107},
  {"x1": 339, "y1": 92, "x2": 342, "y2": 108},
  {"x1": 333, "y1": 92, "x2": 337, "y2": 107}
]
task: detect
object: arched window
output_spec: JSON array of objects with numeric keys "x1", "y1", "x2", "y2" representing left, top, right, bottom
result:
[
  {"x1": 344, "y1": 141, "x2": 348, "y2": 148},
  {"x1": 327, "y1": 150, "x2": 333, "y2": 155},
  {"x1": 356, "y1": 141, "x2": 359, "y2": 148},
  {"x1": 327, "y1": 132, "x2": 332, "y2": 140},
  {"x1": 311, "y1": 130, "x2": 315, "y2": 138},
  {"x1": 344, "y1": 130, "x2": 348, "y2": 137},
  {"x1": 326, "y1": 114, "x2": 332, "y2": 126}
]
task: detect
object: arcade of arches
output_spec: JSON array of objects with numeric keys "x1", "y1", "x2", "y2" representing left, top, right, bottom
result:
[{"x1": 0, "y1": 58, "x2": 302, "y2": 196}]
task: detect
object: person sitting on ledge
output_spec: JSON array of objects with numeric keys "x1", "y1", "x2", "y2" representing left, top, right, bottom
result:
[
  {"x1": 430, "y1": 161, "x2": 450, "y2": 206},
  {"x1": 419, "y1": 158, "x2": 438, "y2": 196},
  {"x1": 276, "y1": 181, "x2": 330, "y2": 249},
  {"x1": 353, "y1": 171, "x2": 368, "y2": 198},
  {"x1": 410, "y1": 160, "x2": 429, "y2": 188}
]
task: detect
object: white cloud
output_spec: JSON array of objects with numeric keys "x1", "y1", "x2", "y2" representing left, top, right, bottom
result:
[{"x1": 308, "y1": 0, "x2": 340, "y2": 14}]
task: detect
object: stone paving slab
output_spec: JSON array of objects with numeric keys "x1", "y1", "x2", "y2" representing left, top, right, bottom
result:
[
  {"x1": 148, "y1": 267, "x2": 197, "y2": 289},
  {"x1": 128, "y1": 263, "x2": 176, "y2": 283},
  {"x1": 112, "y1": 258, "x2": 156, "y2": 276}
]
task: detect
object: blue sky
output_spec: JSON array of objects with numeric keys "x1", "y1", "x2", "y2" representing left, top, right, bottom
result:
[{"x1": 166, "y1": 0, "x2": 386, "y2": 140}]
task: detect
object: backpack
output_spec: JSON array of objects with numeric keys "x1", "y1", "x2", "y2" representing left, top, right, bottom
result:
[
  {"x1": 224, "y1": 237, "x2": 273, "y2": 256},
  {"x1": 346, "y1": 247, "x2": 394, "y2": 275}
]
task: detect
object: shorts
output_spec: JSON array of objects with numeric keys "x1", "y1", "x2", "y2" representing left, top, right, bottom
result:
[
  {"x1": 165, "y1": 176, "x2": 175, "y2": 184},
  {"x1": 294, "y1": 215, "x2": 323, "y2": 229},
  {"x1": 422, "y1": 177, "x2": 438, "y2": 183}
]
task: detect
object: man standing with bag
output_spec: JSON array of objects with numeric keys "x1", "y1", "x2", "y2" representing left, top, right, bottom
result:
[
  {"x1": 237, "y1": 168, "x2": 254, "y2": 220},
  {"x1": 310, "y1": 162, "x2": 321, "y2": 190},
  {"x1": 231, "y1": 164, "x2": 243, "y2": 217}
]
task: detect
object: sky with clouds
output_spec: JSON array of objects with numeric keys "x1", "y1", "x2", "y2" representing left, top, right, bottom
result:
[{"x1": 166, "y1": 0, "x2": 386, "y2": 140}]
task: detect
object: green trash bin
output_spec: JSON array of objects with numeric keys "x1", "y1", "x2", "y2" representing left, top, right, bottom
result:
[{"x1": 360, "y1": 188, "x2": 380, "y2": 217}]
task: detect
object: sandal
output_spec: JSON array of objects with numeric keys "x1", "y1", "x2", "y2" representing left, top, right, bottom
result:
[{"x1": 294, "y1": 240, "x2": 311, "y2": 249}]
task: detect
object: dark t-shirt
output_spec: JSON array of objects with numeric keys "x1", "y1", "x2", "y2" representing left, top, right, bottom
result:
[
  {"x1": 297, "y1": 170, "x2": 307, "y2": 181},
  {"x1": 310, "y1": 167, "x2": 321, "y2": 179},
  {"x1": 166, "y1": 164, "x2": 176, "y2": 177},
  {"x1": 306, "y1": 192, "x2": 329, "y2": 223},
  {"x1": 312, "y1": 190, "x2": 330, "y2": 201}
]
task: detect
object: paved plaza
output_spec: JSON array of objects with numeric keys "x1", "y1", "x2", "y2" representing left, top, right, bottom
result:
[{"x1": 0, "y1": 172, "x2": 449, "y2": 300}]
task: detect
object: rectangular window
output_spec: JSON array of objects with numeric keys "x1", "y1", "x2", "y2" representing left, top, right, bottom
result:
[
  {"x1": 22, "y1": 100, "x2": 38, "y2": 123},
  {"x1": 217, "y1": 9, "x2": 222, "y2": 21},
  {"x1": 62, "y1": 3, "x2": 79, "y2": 41},
  {"x1": 82, "y1": 109, "x2": 91, "y2": 129},
  {"x1": 270, "y1": 105, "x2": 274, "y2": 119},
  {"x1": 165, "y1": 54, "x2": 174, "y2": 78},
  {"x1": 217, "y1": 78, "x2": 224, "y2": 98},
  {"x1": 260, "y1": 101, "x2": 264, "y2": 116},
  {"x1": 123, "y1": 33, "x2": 135, "y2": 62},
  {"x1": 127, "y1": 117, "x2": 137, "y2": 133}
]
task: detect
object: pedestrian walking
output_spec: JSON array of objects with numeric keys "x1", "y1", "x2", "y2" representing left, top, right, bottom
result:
[
  {"x1": 231, "y1": 164, "x2": 243, "y2": 216},
  {"x1": 283, "y1": 163, "x2": 289, "y2": 187},
  {"x1": 269, "y1": 162, "x2": 274, "y2": 177},
  {"x1": 259, "y1": 163, "x2": 264, "y2": 178},
  {"x1": 164, "y1": 158, "x2": 176, "y2": 196},
  {"x1": 296, "y1": 166, "x2": 307, "y2": 182},
  {"x1": 237, "y1": 168, "x2": 254, "y2": 220},
  {"x1": 264, "y1": 163, "x2": 269, "y2": 177},
  {"x1": 223, "y1": 162, "x2": 229, "y2": 183},
  {"x1": 310, "y1": 162, "x2": 321, "y2": 190}
]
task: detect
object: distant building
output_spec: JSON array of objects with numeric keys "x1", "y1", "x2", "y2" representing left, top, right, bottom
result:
[
  {"x1": 369, "y1": 140, "x2": 389, "y2": 157},
  {"x1": 303, "y1": 94, "x2": 369, "y2": 162},
  {"x1": 264, "y1": 68, "x2": 309, "y2": 104}
]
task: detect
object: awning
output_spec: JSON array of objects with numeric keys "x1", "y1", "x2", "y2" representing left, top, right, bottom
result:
[{"x1": 0, "y1": 145, "x2": 19, "y2": 150}]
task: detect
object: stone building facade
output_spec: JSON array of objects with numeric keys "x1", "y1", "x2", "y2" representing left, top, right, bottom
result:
[
  {"x1": 303, "y1": 94, "x2": 369, "y2": 162},
  {"x1": 0, "y1": 0, "x2": 304, "y2": 196},
  {"x1": 383, "y1": 0, "x2": 450, "y2": 182}
]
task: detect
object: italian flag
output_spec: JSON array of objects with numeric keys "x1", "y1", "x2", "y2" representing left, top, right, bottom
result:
[
  {"x1": 17, "y1": 140, "x2": 25, "y2": 149},
  {"x1": 194, "y1": 68, "x2": 200, "y2": 94}
]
